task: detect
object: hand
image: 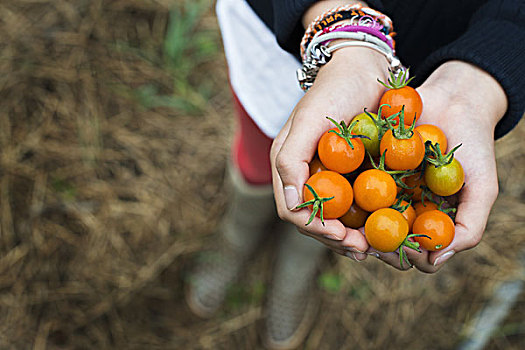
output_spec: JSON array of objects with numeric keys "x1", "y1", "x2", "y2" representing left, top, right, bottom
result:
[
  {"x1": 270, "y1": 47, "x2": 388, "y2": 261},
  {"x1": 372, "y1": 61, "x2": 508, "y2": 272}
]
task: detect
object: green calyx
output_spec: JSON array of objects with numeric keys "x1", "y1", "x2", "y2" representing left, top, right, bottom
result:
[
  {"x1": 326, "y1": 116, "x2": 370, "y2": 150},
  {"x1": 364, "y1": 104, "x2": 399, "y2": 140},
  {"x1": 391, "y1": 194, "x2": 412, "y2": 213},
  {"x1": 419, "y1": 188, "x2": 457, "y2": 216},
  {"x1": 437, "y1": 198, "x2": 457, "y2": 216},
  {"x1": 425, "y1": 142, "x2": 462, "y2": 168},
  {"x1": 296, "y1": 183, "x2": 334, "y2": 226},
  {"x1": 399, "y1": 233, "x2": 430, "y2": 269},
  {"x1": 368, "y1": 150, "x2": 415, "y2": 181},
  {"x1": 388, "y1": 106, "x2": 416, "y2": 140},
  {"x1": 377, "y1": 68, "x2": 415, "y2": 90},
  {"x1": 392, "y1": 168, "x2": 420, "y2": 190},
  {"x1": 420, "y1": 186, "x2": 435, "y2": 205}
]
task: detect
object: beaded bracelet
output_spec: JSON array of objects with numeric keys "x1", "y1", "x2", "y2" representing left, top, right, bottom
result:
[{"x1": 300, "y1": 4, "x2": 394, "y2": 59}]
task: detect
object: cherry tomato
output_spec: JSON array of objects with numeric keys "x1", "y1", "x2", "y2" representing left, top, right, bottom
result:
[
  {"x1": 415, "y1": 124, "x2": 448, "y2": 151},
  {"x1": 413, "y1": 210, "x2": 455, "y2": 251},
  {"x1": 339, "y1": 203, "x2": 369, "y2": 229},
  {"x1": 397, "y1": 200, "x2": 416, "y2": 230},
  {"x1": 318, "y1": 127, "x2": 365, "y2": 174},
  {"x1": 365, "y1": 208, "x2": 409, "y2": 252},
  {"x1": 302, "y1": 171, "x2": 353, "y2": 219},
  {"x1": 379, "y1": 86, "x2": 422, "y2": 126},
  {"x1": 380, "y1": 129, "x2": 425, "y2": 170},
  {"x1": 309, "y1": 156, "x2": 327, "y2": 176},
  {"x1": 353, "y1": 169, "x2": 397, "y2": 212},
  {"x1": 351, "y1": 111, "x2": 380, "y2": 157},
  {"x1": 424, "y1": 158, "x2": 464, "y2": 196},
  {"x1": 413, "y1": 201, "x2": 438, "y2": 216}
]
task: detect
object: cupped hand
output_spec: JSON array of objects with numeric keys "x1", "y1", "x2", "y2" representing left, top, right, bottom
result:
[
  {"x1": 270, "y1": 47, "x2": 389, "y2": 261},
  {"x1": 373, "y1": 60, "x2": 508, "y2": 272}
]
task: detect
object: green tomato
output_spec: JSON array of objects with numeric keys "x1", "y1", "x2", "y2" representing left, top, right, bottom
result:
[
  {"x1": 351, "y1": 112, "x2": 380, "y2": 157},
  {"x1": 424, "y1": 158, "x2": 465, "y2": 196}
]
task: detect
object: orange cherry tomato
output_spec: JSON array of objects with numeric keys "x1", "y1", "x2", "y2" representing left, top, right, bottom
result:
[
  {"x1": 353, "y1": 169, "x2": 397, "y2": 212},
  {"x1": 413, "y1": 210, "x2": 455, "y2": 251},
  {"x1": 397, "y1": 200, "x2": 416, "y2": 230},
  {"x1": 318, "y1": 127, "x2": 365, "y2": 174},
  {"x1": 415, "y1": 124, "x2": 448, "y2": 151},
  {"x1": 413, "y1": 201, "x2": 439, "y2": 216},
  {"x1": 339, "y1": 203, "x2": 369, "y2": 229},
  {"x1": 379, "y1": 86, "x2": 422, "y2": 126},
  {"x1": 303, "y1": 171, "x2": 353, "y2": 219},
  {"x1": 380, "y1": 129, "x2": 425, "y2": 170},
  {"x1": 309, "y1": 156, "x2": 327, "y2": 176},
  {"x1": 365, "y1": 208, "x2": 409, "y2": 252}
]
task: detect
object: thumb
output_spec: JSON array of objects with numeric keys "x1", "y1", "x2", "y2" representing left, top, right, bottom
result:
[{"x1": 271, "y1": 107, "x2": 334, "y2": 210}]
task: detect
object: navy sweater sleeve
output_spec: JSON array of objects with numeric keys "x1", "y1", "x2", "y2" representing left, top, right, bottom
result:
[
  {"x1": 416, "y1": 0, "x2": 525, "y2": 138},
  {"x1": 246, "y1": 0, "x2": 525, "y2": 138}
]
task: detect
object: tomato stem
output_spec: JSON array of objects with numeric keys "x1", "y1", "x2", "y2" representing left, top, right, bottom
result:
[
  {"x1": 377, "y1": 68, "x2": 415, "y2": 90},
  {"x1": 367, "y1": 150, "x2": 416, "y2": 180},
  {"x1": 425, "y1": 142, "x2": 462, "y2": 167},
  {"x1": 398, "y1": 233, "x2": 430, "y2": 269},
  {"x1": 387, "y1": 106, "x2": 417, "y2": 140},
  {"x1": 420, "y1": 186, "x2": 436, "y2": 205},
  {"x1": 392, "y1": 168, "x2": 420, "y2": 190},
  {"x1": 437, "y1": 198, "x2": 457, "y2": 217},
  {"x1": 296, "y1": 183, "x2": 334, "y2": 226},
  {"x1": 364, "y1": 105, "x2": 399, "y2": 140},
  {"x1": 326, "y1": 116, "x2": 370, "y2": 150},
  {"x1": 391, "y1": 195, "x2": 411, "y2": 213}
]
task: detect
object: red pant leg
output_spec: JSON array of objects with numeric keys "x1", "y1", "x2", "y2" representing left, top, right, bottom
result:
[{"x1": 231, "y1": 92, "x2": 273, "y2": 185}]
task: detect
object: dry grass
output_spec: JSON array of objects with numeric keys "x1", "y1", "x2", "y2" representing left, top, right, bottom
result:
[{"x1": 0, "y1": 1, "x2": 523, "y2": 349}]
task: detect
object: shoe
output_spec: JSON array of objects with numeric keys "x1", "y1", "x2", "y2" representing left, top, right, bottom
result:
[
  {"x1": 263, "y1": 224, "x2": 327, "y2": 349},
  {"x1": 186, "y1": 163, "x2": 276, "y2": 318}
]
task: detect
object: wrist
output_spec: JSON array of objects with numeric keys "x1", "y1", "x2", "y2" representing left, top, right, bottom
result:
[{"x1": 311, "y1": 47, "x2": 388, "y2": 113}]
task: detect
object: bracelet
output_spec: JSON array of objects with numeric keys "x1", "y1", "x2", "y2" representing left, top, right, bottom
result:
[
  {"x1": 300, "y1": 4, "x2": 394, "y2": 59},
  {"x1": 297, "y1": 38, "x2": 404, "y2": 91},
  {"x1": 306, "y1": 31, "x2": 393, "y2": 61},
  {"x1": 327, "y1": 25, "x2": 395, "y2": 51}
]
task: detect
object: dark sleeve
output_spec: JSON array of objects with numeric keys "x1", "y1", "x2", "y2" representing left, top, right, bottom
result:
[
  {"x1": 416, "y1": 0, "x2": 525, "y2": 139},
  {"x1": 247, "y1": 0, "x2": 385, "y2": 57}
]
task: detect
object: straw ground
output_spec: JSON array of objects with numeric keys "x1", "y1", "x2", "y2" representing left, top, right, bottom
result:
[{"x1": 0, "y1": 1, "x2": 523, "y2": 349}]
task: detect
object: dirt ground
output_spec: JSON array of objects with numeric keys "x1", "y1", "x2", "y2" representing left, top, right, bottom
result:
[{"x1": 0, "y1": 1, "x2": 523, "y2": 349}]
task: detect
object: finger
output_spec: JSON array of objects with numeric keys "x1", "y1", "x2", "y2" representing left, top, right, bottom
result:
[
  {"x1": 287, "y1": 211, "x2": 347, "y2": 240},
  {"x1": 369, "y1": 249, "x2": 413, "y2": 271},
  {"x1": 429, "y1": 170, "x2": 498, "y2": 267},
  {"x1": 340, "y1": 227, "x2": 369, "y2": 253},
  {"x1": 404, "y1": 247, "x2": 440, "y2": 274},
  {"x1": 298, "y1": 228, "x2": 367, "y2": 261},
  {"x1": 272, "y1": 108, "x2": 332, "y2": 211},
  {"x1": 270, "y1": 111, "x2": 347, "y2": 240}
]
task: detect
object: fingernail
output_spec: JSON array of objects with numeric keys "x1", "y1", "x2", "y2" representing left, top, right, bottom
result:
[
  {"x1": 323, "y1": 234, "x2": 342, "y2": 241},
  {"x1": 367, "y1": 252, "x2": 380, "y2": 258},
  {"x1": 284, "y1": 185, "x2": 299, "y2": 210},
  {"x1": 344, "y1": 247, "x2": 365, "y2": 254},
  {"x1": 433, "y1": 250, "x2": 455, "y2": 266},
  {"x1": 344, "y1": 252, "x2": 360, "y2": 262},
  {"x1": 345, "y1": 251, "x2": 366, "y2": 261}
]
